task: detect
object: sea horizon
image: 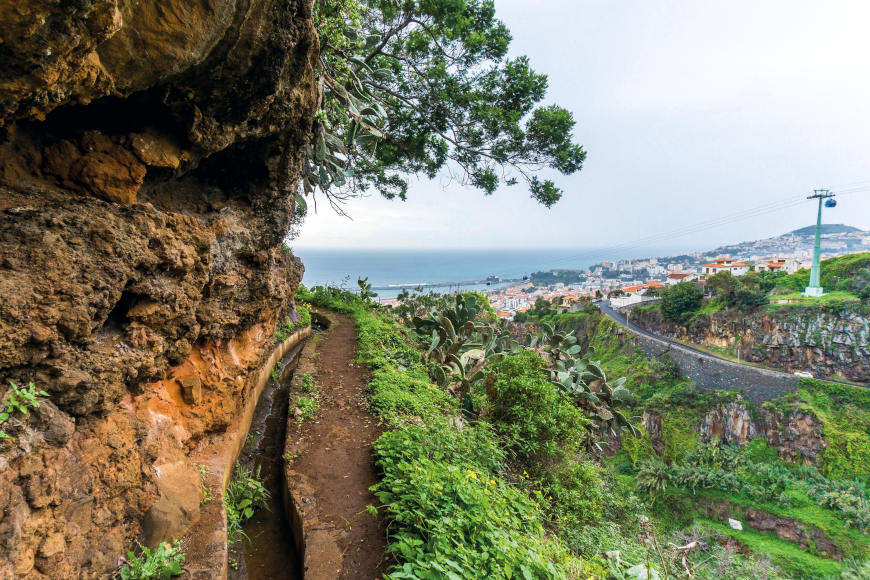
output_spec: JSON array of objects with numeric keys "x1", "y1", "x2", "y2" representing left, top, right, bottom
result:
[{"x1": 294, "y1": 246, "x2": 686, "y2": 299}]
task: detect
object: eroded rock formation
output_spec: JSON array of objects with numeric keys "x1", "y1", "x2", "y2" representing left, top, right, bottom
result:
[
  {"x1": 0, "y1": 0, "x2": 318, "y2": 576},
  {"x1": 642, "y1": 400, "x2": 826, "y2": 466}
]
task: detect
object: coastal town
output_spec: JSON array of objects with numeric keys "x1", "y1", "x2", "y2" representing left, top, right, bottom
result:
[{"x1": 482, "y1": 224, "x2": 870, "y2": 318}]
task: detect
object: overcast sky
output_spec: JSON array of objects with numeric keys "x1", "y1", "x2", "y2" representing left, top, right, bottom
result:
[{"x1": 296, "y1": 0, "x2": 870, "y2": 251}]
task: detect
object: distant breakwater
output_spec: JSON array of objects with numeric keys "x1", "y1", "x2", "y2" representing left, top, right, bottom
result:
[{"x1": 370, "y1": 278, "x2": 523, "y2": 290}]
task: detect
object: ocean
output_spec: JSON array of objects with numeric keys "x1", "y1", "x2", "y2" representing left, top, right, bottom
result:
[{"x1": 294, "y1": 247, "x2": 677, "y2": 300}]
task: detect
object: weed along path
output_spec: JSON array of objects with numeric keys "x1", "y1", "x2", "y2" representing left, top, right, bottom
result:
[{"x1": 284, "y1": 311, "x2": 387, "y2": 579}]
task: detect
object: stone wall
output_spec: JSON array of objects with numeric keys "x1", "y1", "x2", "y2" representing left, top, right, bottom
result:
[
  {"x1": 631, "y1": 305, "x2": 869, "y2": 382},
  {"x1": 627, "y1": 328, "x2": 799, "y2": 403}
]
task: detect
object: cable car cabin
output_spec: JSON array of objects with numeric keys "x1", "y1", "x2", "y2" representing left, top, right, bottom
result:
[{"x1": 825, "y1": 199, "x2": 837, "y2": 207}]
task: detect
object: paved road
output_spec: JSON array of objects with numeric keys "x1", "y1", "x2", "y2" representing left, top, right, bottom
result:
[{"x1": 594, "y1": 300, "x2": 863, "y2": 389}]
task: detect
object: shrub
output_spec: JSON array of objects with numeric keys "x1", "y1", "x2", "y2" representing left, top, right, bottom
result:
[
  {"x1": 118, "y1": 541, "x2": 185, "y2": 579},
  {"x1": 487, "y1": 351, "x2": 587, "y2": 467},
  {"x1": 620, "y1": 427, "x2": 656, "y2": 469},
  {"x1": 542, "y1": 460, "x2": 606, "y2": 529},
  {"x1": 705, "y1": 271, "x2": 768, "y2": 310},
  {"x1": 798, "y1": 380, "x2": 870, "y2": 481},
  {"x1": 661, "y1": 410, "x2": 698, "y2": 464}
]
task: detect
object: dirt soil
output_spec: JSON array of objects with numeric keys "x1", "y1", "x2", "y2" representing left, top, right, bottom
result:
[{"x1": 288, "y1": 313, "x2": 387, "y2": 579}]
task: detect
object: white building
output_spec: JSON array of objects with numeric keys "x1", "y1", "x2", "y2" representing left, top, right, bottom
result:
[
  {"x1": 666, "y1": 272, "x2": 697, "y2": 285},
  {"x1": 611, "y1": 294, "x2": 643, "y2": 308},
  {"x1": 755, "y1": 257, "x2": 800, "y2": 275},
  {"x1": 701, "y1": 257, "x2": 750, "y2": 277}
]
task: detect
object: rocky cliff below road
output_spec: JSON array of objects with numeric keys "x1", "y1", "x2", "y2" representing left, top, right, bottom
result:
[
  {"x1": 0, "y1": 1, "x2": 318, "y2": 577},
  {"x1": 630, "y1": 305, "x2": 869, "y2": 383}
]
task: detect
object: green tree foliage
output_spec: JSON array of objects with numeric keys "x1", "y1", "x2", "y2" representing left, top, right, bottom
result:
[
  {"x1": 513, "y1": 297, "x2": 558, "y2": 322},
  {"x1": 659, "y1": 281, "x2": 704, "y2": 323},
  {"x1": 308, "y1": 0, "x2": 586, "y2": 210},
  {"x1": 705, "y1": 271, "x2": 768, "y2": 310}
]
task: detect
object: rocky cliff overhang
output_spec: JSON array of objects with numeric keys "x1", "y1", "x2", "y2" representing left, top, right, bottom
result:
[{"x1": 0, "y1": 0, "x2": 318, "y2": 577}]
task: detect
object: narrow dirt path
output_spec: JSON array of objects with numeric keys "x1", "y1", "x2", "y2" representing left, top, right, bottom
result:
[{"x1": 287, "y1": 312, "x2": 387, "y2": 579}]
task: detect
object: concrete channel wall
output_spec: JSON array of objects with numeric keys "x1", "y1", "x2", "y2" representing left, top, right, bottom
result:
[{"x1": 185, "y1": 323, "x2": 312, "y2": 579}]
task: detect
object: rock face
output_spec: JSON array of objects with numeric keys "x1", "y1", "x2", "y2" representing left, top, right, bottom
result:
[
  {"x1": 0, "y1": 0, "x2": 318, "y2": 577},
  {"x1": 631, "y1": 306, "x2": 870, "y2": 382},
  {"x1": 643, "y1": 400, "x2": 826, "y2": 466}
]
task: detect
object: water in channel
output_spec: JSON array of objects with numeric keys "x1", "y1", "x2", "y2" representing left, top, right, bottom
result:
[{"x1": 228, "y1": 336, "x2": 311, "y2": 580}]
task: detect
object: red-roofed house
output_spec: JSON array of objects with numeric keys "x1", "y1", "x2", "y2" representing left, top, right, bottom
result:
[
  {"x1": 666, "y1": 272, "x2": 697, "y2": 285},
  {"x1": 701, "y1": 257, "x2": 749, "y2": 277},
  {"x1": 621, "y1": 282, "x2": 666, "y2": 295},
  {"x1": 755, "y1": 257, "x2": 800, "y2": 274}
]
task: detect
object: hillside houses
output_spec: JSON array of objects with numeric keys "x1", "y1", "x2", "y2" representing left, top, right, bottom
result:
[
  {"x1": 755, "y1": 257, "x2": 800, "y2": 274},
  {"x1": 701, "y1": 257, "x2": 750, "y2": 277}
]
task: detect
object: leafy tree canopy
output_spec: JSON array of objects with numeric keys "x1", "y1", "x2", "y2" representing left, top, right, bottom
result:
[
  {"x1": 306, "y1": 0, "x2": 586, "y2": 212},
  {"x1": 660, "y1": 281, "x2": 704, "y2": 323}
]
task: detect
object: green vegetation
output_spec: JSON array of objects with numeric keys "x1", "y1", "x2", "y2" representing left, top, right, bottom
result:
[
  {"x1": 487, "y1": 351, "x2": 587, "y2": 466},
  {"x1": 636, "y1": 459, "x2": 670, "y2": 503},
  {"x1": 710, "y1": 521, "x2": 842, "y2": 578},
  {"x1": 529, "y1": 269, "x2": 584, "y2": 287},
  {"x1": 554, "y1": 306, "x2": 870, "y2": 576},
  {"x1": 299, "y1": 373, "x2": 317, "y2": 393},
  {"x1": 293, "y1": 395, "x2": 319, "y2": 421},
  {"x1": 659, "y1": 281, "x2": 704, "y2": 323},
  {"x1": 118, "y1": 541, "x2": 185, "y2": 580},
  {"x1": 198, "y1": 465, "x2": 212, "y2": 505},
  {"x1": 773, "y1": 252, "x2": 870, "y2": 295},
  {"x1": 225, "y1": 465, "x2": 270, "y2": 548},
  {"x1": 705, "y1": 271, "x2": 768, "y2": 310},
  {"x1": 0, "y1": 381, "x2": 49, "y2": 439},
  {"x1": 292, "y1": 371, "x2": 321, "y2": 422},
  {"x1": 372, "y1": 421, "x2": 586, "y2": 578},
  {"x1": 308, "y1": 0, "x2": 585, "y2": 208},
  {"x1": 767, "y1": 290, "x2": 861, "y2": 310},
  {"x1": 642, "y1": 253, "x2": 869, "y2": 327},
  {"x1": 798, "y1": 379, "x2": 870, "y2": 482},
  {"x1": 301, "y1": 284, "x2": 798, "y2": 578},
  {"x1": 275, "y1": 304, "x2": 311, "y2": 343}
]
